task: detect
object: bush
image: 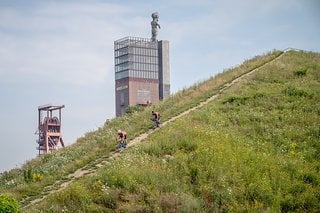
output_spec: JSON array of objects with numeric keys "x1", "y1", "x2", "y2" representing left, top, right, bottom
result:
[
  {"x1": 32, "y1": 173, "x2": 43, "y2": 182},
  {"x1": 284, "y1": 86, "x2": 312, "y2": 98},
  {"x1": 280, "y1": 195, "x2": 299, "y2": 212},
  {"x1": 294, "y1": 68, "x2": 307, "y2": 77},
  {"x1": 125, "y1": 105, "x2": 144, "y2": 114},
  {"x1": 223, "y1": 95, "x2": 250, "y2": 105},
  {"x1": 55, "y1": 183, "x2": 91, "y2": 210},
  {"x1": 0, "y1": 194, "x2": 20, "y2": 213},
  {"x1": 23, "y1": 169, "x2": 43, "y2": 183},
  {"x1": 23, "y1": 169, "x2": 32, "y2": 183},
  {"x1": 301, "y1": 173, "x2": 319, "y2": 186}
]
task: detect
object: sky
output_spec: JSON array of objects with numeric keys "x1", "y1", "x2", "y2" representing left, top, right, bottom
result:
[{"x1": 0, "y1": 0, "x2": 319, "y2": 172}]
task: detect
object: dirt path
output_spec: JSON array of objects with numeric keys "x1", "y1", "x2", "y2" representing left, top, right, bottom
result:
[{"x1": 22, "y1": 51, "x2": 286, "y2": 209}]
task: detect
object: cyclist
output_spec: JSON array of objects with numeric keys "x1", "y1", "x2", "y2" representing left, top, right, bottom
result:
[
  {"x1": 117, "y1": 129, "x2": 127, "y2": 148},
  {"x1": 151, "y1": 111, "x2": 161, "y2": 128}
]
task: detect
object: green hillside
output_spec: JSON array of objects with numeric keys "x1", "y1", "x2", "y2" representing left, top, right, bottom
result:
[{"x1": 1, "y1": 50, "x2": 320, "y2": 212}]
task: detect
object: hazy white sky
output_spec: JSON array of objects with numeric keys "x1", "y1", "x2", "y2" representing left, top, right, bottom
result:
[{"x1": 0, "y1": 0, "x2": 319, "y2": 172}]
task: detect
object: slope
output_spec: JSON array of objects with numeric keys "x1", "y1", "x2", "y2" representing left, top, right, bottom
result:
[
  {"x1": 2, "y1": 50, "x2": 320, "y2": 212},
  {"x1": 19, "y1": 49, "x2": 285, "y2": 210},
  {"x1": 0, "y1": 50, "x2": 282, "y2": 204}
]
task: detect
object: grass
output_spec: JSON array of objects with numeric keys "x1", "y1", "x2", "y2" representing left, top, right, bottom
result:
[
  {"x1": 0, "y1": 50, "x2": 282, "y2": 200},
  {"x1": 3, "y1": 49, "x2": 320, "y2": 212}
]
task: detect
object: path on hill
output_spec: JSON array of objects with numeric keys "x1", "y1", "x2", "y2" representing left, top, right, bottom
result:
[{"x1": 22, "y1": 50, "x2": 288, "y2": 209}]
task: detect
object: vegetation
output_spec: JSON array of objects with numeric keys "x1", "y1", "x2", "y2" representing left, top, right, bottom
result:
[
  {"x1": 0, "y1": 194, "x2": 20, "y2": 212},
  {"x1": 1, "y1": 50, "x2": 319, "y2": 212},
  {"x1": 125, "y1": 105, "x2": 145, "y2": 114}
]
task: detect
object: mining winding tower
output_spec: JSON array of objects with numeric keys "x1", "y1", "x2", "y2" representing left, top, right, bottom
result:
[{"x1": 36, "y1": 104, "x2": 65, "y2": 155}]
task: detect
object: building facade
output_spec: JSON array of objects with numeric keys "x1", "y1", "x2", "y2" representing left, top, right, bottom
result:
[{"x1": 114, "y1": 36, "x2": 170, "y2": 116}]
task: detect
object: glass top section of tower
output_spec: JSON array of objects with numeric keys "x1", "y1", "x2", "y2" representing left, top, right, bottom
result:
[{"x1": 114, "y1": 36, "x2": 159, "y2": 80}]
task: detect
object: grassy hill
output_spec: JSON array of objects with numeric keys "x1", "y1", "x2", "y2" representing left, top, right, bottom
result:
[{"x1": 1, "y1": 50, "x2": 319, "y2": 212}]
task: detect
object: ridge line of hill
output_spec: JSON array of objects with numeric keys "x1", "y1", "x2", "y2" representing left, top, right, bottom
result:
[{"x1": 21, "y1": 50, "x2": 288, "y2": 209}]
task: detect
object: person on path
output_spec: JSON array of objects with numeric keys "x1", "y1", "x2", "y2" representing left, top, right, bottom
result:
[
  {"x1": 151, "y1": 111, "x2": 161, "y2": 128},
  {"x1": 117, "y1": 130, "x2": 127, "y2": 148}
]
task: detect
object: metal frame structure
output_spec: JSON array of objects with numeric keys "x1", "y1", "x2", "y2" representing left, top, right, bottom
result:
[{"x1": 36, "y1": 104, "x2": 65, "y2": 155}]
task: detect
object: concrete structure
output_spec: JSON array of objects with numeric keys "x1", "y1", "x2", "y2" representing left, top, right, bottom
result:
[
  {"x1": 114, "y1": 37, "x2": 170, "y2": 116},
  {"x1": 158, "y1": 40, "x2": 170, "y2": 100}
]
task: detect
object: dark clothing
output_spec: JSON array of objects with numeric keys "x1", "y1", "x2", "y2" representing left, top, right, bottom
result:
[
  {"x1": 152, "y1": 112, "x2": 160, "y2": 121},
  {"x1": 119, "y1": 141, "x2": 126, "y2": 148}
]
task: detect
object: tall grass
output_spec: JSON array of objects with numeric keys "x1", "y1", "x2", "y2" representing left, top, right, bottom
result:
[
  {"x1": 6, "y1": 50, "x2": 320, "y2": 212},
  {"x1": 0, "y1": 50, "x2": 282, "y2": 203},
  {"x1": 24, "y1": 50, "x2": 320, "y2": 212}
]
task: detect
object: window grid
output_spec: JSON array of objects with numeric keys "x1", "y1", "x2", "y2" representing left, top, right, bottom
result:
[{"x1": 115, "y1": 37, "x2": 159, "y2": 80}]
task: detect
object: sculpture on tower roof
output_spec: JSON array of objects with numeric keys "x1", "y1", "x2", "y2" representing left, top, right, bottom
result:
[{"x1": 151, "y1": 12, "x2": 160, "y2": 42}]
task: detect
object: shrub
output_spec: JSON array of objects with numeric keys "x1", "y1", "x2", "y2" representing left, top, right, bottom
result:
[
  {"x1": 178, "y1": 139, "x2": 197, "y2": 152},
  {"x1": 283, "y1": 86, "x2": 312, "y2": 98},
  {"x1": 55, "y1": 183, "x2": 92, "y2": 210},
  {"x1": 0, "y1": 194, "x2": 20, "y2": 213},
  {"x1": 125, "y1": 105, "x2": 144, "y2": 114},
  {"x1": 94, "y1": 190, "x2": 118, "y2": 209},
  {"x1": 223, "y1": 95, "x2": 250, "y2": 105},
  {"x1": 23, "y1": 169, "x2": 32, "y2": 183},
  {"x1": 245, "y1": 182, "x2": 273, "y2": 206},
  {"x1": 189, "y1": 166, "x2": 199, "y2": 185},
  {"x1": 23, "y1": 169, "x2": 43, "y2": 183},
  {"x1": 301, "y1": 172, "x2": 319, "y2": 186},
  {"x1": 32, "y1": 173, "x2": 43, "y2": 182},
  {"x1": 280, "y1": 195, "x2": 300, "y2": 212},
  {"x1": 294, "y1": 68, "x2": 307, "y2": 77}
]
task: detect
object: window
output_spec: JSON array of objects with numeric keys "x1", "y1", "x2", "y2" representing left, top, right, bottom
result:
[
  {"x1": 120, "y1": 92, "x2": 125, "y2": 106},
  {"x1": 115, "y1": 70, "x2": 129, "y2": 80}
]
